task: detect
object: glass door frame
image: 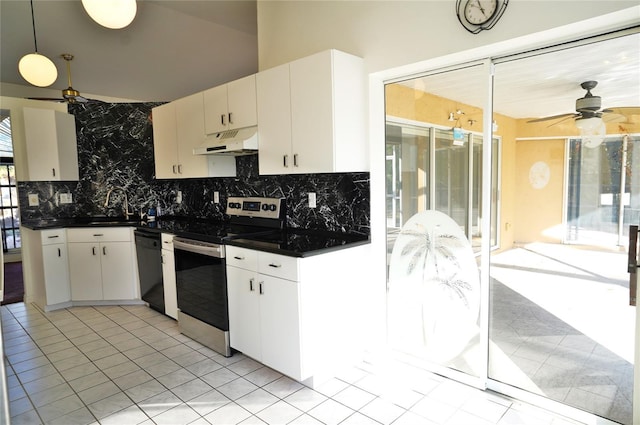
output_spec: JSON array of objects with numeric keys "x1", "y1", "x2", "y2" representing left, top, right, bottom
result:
[
  {"x1": 383, "y1": 59, "x2": 494, "y2": 390},
  {"x1": 372, "y1": 25, "x2": 638, "y2": 425}
]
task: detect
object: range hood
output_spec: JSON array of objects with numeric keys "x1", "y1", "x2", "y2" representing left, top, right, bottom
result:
[{"x1": 193, "y1": 127, "x2": 258, "y2": 156}]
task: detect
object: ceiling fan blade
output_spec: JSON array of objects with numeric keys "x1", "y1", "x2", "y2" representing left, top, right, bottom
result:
[
  {"x1": 602, "y1": 106, "x2": 640, "y2": 115},
  {"x1": 27, "y1": 97, "x2": 65, "y2": 103},
  {"x1": 602, "y1": 112, "x2": 627, "y2": 123},
  {"x1": 527, "y1": 113, "x2": 577, "y2": 123}
]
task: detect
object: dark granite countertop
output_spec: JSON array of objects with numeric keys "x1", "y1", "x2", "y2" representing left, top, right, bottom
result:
[{"x1": 21, "y1": 217, "x2": 370, "y2": 257}]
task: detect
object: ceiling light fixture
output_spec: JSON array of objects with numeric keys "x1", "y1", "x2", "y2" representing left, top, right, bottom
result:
[
  {"x1": 81, "y1": 0, "x2": 137, "y2": 29},
  {"x1": 18, "y1": 0, "x2": 58, "y2": 87},
  {"x1": 575, "y1": 116, "x2": 606, "y2": 148}
]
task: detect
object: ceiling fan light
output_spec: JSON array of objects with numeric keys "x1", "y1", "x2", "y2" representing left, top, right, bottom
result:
[
  {"x1": 81, "y1": 0, "x2": 137, "y2": 29},
  {"x1": 18, "y1": 53, "x2": 58, "y2": 87},
  {"x1": 575, "y1": 116, "x2": 606, "y2": 148}
]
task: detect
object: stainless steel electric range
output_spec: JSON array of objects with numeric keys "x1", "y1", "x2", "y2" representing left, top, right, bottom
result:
[{"x1": 173, "y1": 196, "x2": 285, "y2": 357}]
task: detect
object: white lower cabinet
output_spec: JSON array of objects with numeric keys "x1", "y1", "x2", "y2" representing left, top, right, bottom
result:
[
  {"x1": 68, "y1": 228, "x2": 136, "y2": 301},
  {"x1": 227, "y1": 246, "x2": 302, "y2": 380},
  {"x1": 21, "y1": 227, "x2": 72, "y2": 310},
  {"x1": 161, "y1": 233, "x2": 178, "y2": 319}
]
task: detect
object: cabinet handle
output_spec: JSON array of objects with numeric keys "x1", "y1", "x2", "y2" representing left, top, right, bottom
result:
[
  {"x1": 178, "y1": 164, "x2": 183, "y2": 174},
  {"x1": 173, "y1": 165, "x2": 177, "y2": 174},
  {"x1": 47, "y1": 235, "x2": 59, "y2": 239},
  {"x1": 283, "y1": 155, "x2": 288, "y2": 168},
  {"x1": 259, "y1": 281, "x2": 264, "y2": 295},
  {"x1": 57, "y1": 248, "x2": 61, "y2": 257},
  {"x1": 249, "y1": 278, "x2": 254, "y2": 291},
  {"x1": 221, "y1": 114, "x2": 226, "y2": 126},
  {"x1": 228, "y1": 113, "x2": 233, "y2": 125},
  {"x1": 93, "y1": 234, "x2": 104, "y2": 237},
  {"x1": 52, "y1": 168, "x2": 56, "y2": 177},
  {"x1": 293, "y1": 154, "x2": 298, "y2": 167},
  {"x1": 234, "y1": 256, "x2": 244, "y2": 260},
  {"x1": 92, "y1": 247, "x2": 96, "y2": 256},
  {"x1": 103, "y1": 246, "x2": 107, "y2": 255},
  {"x1": 268, "y1": 263, "x2": 282, "y2": 268}
]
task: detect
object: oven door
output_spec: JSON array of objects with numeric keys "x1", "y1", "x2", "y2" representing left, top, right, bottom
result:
[{"x1": 173, "y1": 238, "x2": 228, "y2": 332}]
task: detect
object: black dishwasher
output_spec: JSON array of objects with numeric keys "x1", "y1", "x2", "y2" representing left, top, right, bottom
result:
[{"x1": 134, "y1": 229, "x2": 164, "y2": 313}]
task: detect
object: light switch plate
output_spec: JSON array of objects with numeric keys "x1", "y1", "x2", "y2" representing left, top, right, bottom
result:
[
  {"x1": 176, "y1": 191, "x2": 182, "y2": 204},
  {"x1": 28, "y1": 193, "x2": 39, "y2": 207}
]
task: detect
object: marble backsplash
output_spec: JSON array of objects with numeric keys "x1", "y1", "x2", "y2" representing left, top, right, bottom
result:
[{"x1": 18, "y1": 102, "x2": 370, "y2": 235}]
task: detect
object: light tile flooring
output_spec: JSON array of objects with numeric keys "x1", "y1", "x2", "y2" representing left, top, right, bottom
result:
[{"x1": 1, "y1": 301, "x2": 608, "y2": 425}]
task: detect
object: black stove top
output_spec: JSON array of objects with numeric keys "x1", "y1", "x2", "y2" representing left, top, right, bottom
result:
[{"x1": 139, "y1": 218, "x2": 278, "y2": 244}]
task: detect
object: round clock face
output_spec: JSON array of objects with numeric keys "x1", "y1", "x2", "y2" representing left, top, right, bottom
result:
[{"x1": 464, "y1": 0, "x2": 498, "y2": 25}]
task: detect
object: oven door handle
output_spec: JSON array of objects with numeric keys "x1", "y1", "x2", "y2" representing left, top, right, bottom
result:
[{"x1": 173, "y1": 238, "x2": 224, "y2": 258}]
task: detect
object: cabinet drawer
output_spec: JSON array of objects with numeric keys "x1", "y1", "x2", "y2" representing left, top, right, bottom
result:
[
  {"x1": 226, "y1": 246, "x2": 258, "y2": 270},
  {"x1": 67, "y1": 227, "x2": 132, "y2": 243},
  {"x1": 258, "y1": 252, "x2": 298, "y2": 281},
  {"x1": 41, "y1": 229, "x2": 66, "y2": 245},
  {"x1": 161, "y1": 233, "x2": 174, "y2": 248}
]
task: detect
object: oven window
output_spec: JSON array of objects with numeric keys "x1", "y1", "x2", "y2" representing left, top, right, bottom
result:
[{"x1": 175, "y1": 248, "x2": 229, "y2": 331}]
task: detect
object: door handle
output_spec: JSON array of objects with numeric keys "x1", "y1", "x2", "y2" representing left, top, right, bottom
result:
[{"x1": 628, "y1": 225, "x2": 638, "y2": 306}]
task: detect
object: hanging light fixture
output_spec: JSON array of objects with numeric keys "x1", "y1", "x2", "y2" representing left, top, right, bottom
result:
[
  {"x1": 18, "y1": 0, "x2": 58, "y2": 87},
  {"x1": 81, "y1": 0, "x2": 137, "y2": 29},
  {"x1": 575, "y1": 115, "x2": 606, "y2": 148}
]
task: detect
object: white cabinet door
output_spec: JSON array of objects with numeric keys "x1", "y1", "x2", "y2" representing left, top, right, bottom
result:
[
  {"x1": 227, "y1": 75, "x2": 257, "y2": 131},
  {"x1": 23, "y1": 107, "x2": 78, "y2": 181},
  {"x1": 161, "y1": 247, "x2": 178, "y2": 319},
  {"x1": 203, "y1": 84, "x2": 229, "y2": 134},
  {"x1": 290, "y1": 50, "x2": 335, "y2": 174},
  {"x1": 68, "y1": 242, "x2": 103, "y2": 301},
  {"x1": 205, "y1": 76, "x2": 257, "y2": 135},
  {"x1": 41, "y1": 244, "x2": 71, "y2": 305},
  {"x1": 259, "y1": 274, "x2": 301, "y2": 380},
  {"x1": 175, "y1": 92, "x2": 208, "y2": 178},
  {"x1": 152, "y1": 102, "x2": 179, "y2": 179},
  {"x1": 227, "y1": 265, "x2": 261, "y2": 359},
  {"x1": 256, "y1": 63, "x2": 293, "y2": 175},
  {"x1": 101, "y1": 241, "x2": 135, "y2": 300}
]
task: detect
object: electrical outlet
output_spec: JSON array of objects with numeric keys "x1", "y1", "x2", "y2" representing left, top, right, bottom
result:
[
  {"x1": 214, "y1": 191, "x2": 220, "y2": 204},
  {"x1": 28, "y1": 193, "x2": 39, "y2": 207},
  {"x1": 176, "y1": 190, "x2": 182, "y2": 204},
  {"x1": 59, "y1": 193, "x2": 73, "y2": 204},
  {"x1": 308, "y1": 192, "x2": 316, "y2": 208}
]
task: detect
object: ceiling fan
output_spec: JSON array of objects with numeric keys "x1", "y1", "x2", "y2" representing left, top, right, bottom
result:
[
  {"x1": 527, "y1": 80, "x2": 638, "y2": 126},
  {"x1": 30, "y1": 54, "x2": 99, "y2": 103}
]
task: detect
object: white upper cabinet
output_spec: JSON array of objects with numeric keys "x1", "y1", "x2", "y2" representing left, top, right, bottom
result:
[
  {"x1": 23, "y1": 107, "x2": 79, "y2": 181},
  {"x1": 152, "y1": 93, "x2": 209, "y2": 179},
  {"x1": 257, "y1": 49, "x2": 367, "y2": 175},
  {"x1": 204, "y1": 74, "x2": 257, "y2": 134}
]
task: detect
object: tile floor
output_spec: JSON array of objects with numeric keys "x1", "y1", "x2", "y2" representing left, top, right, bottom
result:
[{"x1": 1, "y1": 301, "x2": 610, "y2": 425}]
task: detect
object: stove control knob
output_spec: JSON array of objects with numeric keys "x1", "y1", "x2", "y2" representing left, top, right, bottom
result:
[
  {"x1": 261, "y1": 204, "x2": 269, "y2": 211},
  {"x1": 269, "y1": 204, "x2": 277, "y2": 211}
]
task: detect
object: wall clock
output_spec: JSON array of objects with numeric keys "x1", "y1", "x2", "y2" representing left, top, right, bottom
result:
[{"x1": 456, "y1": 0, "x2": 509, "y2": 34}]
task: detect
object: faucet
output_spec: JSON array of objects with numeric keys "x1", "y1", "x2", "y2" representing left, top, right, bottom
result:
[{"x1": 104, "y1": 186, "x2": 133, "y2": 219}]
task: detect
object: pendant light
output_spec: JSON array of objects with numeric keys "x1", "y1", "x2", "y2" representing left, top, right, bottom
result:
[
  {"x1": 81, "y1": 0, "x2": 137, "y2": 29},
  {"x1": 18, "y1": 0, "x2": 58, "y2": 87}
]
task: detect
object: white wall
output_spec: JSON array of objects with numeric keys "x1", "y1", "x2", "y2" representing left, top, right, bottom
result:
[
  {"x1": 257, "y1": 1, "x2": 639, "y2": 73},
  {"x1": 256, "y1": 0, "x2": 640, "y2": 353}
]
